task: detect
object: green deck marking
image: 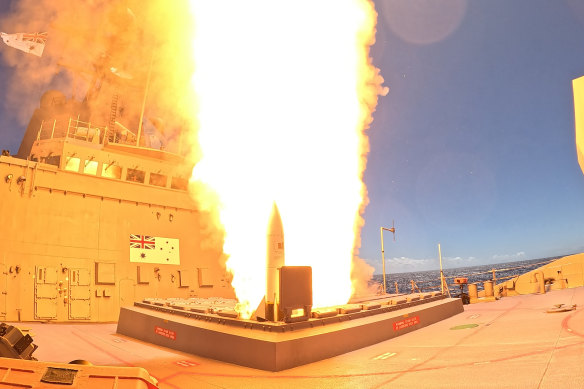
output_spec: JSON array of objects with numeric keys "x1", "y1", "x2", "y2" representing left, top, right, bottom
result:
[{"x1": 450, "y1": 324, "x2": 479, "y2": 330}]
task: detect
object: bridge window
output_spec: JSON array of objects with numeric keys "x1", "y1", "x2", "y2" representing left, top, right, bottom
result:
[
  {"x1": 126, "y1": 168, "x2": 145, "y2": 183},
  {"x1": 44, "y1": 155, "x2": 61, "y2": 167},
  {"x1": 171, "y1": 177, "x2": 188, "y2": 190},
  {"x1": 83, "y1": 160, "x2": 98, "y2": 175},
  {"x1": 149, "y1": 173, "x2": 167, "y2": 187},
  {"x1": 64, "y1": 157, "x2": 80, "y2": 172},
  {"x1": 102, "y1": 163, "x2": 122, "y2": 179}
]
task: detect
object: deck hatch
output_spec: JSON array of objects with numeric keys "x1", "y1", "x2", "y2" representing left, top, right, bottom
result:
[{"x1": 41, "y1": 367, "x2": 77, "y2": 385}]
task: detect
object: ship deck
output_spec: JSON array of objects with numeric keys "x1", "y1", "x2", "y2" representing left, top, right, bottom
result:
[{"x1": 6, "y1": 286, "x2": 584, "y2": 388}]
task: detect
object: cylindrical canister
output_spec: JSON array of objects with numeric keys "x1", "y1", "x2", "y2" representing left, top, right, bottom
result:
[{"x1": 484, "y1": 281, "x2": 494, "y2": 297}]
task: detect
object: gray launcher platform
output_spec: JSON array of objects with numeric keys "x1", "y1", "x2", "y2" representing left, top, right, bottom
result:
[{"x1": 117, "y1": 295, "x2": 464, "y2": 371}]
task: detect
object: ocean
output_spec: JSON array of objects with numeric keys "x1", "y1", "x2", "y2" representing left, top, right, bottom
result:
[{"x1": 371, "y1": 255, "x2": 565, "y2": 296}]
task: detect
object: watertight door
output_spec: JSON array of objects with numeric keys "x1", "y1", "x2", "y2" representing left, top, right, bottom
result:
[
  {"x1": 34, "y1": 266, "x2": 58, "y2": 319},
  {"x1": 69, "y1": 268, "x2": 91, "y2": 320}
]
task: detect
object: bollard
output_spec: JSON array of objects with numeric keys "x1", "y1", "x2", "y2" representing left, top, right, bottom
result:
[
  {"x1": 557, "y1": 270, "x2": 566, "y2": 289},
  {"x1": 536, "y1": 271, "x2": 545, "y2": 294},
  {"x1": 468, "y1": 283, "x2": 478, "y2": 301},
  {"x1": 484, "y1": 281, "x2": 494, "y2": 297}
]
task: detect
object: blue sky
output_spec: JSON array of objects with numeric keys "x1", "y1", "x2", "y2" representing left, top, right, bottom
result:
[
  {"x1": 361, "y1": 0, "x2": 584, "y2": 273},
  {"x1": 0, "y1": 1, "x2": 22, "y2": 152},
  {"x1": 0, "y1": 1, "x2": 583, "y2": 274}
]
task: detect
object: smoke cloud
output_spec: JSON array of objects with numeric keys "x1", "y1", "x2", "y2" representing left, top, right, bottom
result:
[
  {"x1": 351, "y1": 256, "x2": 379, "y2": 297},
  {"x1": 0, "y1": 0, "x2": 199, "y2": 159}
]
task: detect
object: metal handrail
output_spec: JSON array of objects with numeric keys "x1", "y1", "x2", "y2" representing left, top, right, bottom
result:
[
  {"x1": 34, "y1": 116, "x2": 173, "y2": 149},
  {"x1": 376, "y1": 258, "x2": 559, "y2": 294},
  {"x1": 36, "y1": 117, "x2": 110, "y2": 145}
]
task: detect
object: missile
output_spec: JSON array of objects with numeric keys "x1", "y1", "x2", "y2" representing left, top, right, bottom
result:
[{"x1": 265, "y1": 202, "x2": 285, "y2": 321}]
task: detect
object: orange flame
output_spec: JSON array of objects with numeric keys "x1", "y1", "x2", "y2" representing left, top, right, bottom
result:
[{"x1": 188, "y1": 1, "x2": 385, "y2": 318}]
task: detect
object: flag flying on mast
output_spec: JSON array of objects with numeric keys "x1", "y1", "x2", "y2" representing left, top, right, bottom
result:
[{"x1": 0, "y1": 32, "x2": 47, "y2": 57}]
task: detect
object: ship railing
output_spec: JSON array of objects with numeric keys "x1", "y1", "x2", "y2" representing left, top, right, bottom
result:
[
  {"x1": 380, "y1": 258, "x2": 557, "y2": 295},
  {"x1": 37, "y1": 117, "x2": 107, "y2": 144},
  {"x1": 36, "y1": 117, "x2": 138, "y2": 146}
]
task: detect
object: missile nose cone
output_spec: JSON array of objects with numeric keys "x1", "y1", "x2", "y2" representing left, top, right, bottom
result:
[
  {"x1": 267, "y1": 202, "x2": 284, "y2": 263},
  {"x1": 268, "y1": 202, "x2": 283, "y2": 237}
]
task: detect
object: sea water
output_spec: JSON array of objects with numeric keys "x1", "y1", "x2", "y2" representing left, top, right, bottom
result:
[{"x1": 372, "y1": 255, "x2": 565, "y2": 296}]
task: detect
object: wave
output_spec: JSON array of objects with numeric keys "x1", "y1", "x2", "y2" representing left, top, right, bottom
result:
[{"x1": 371, "y1": 255, "x2": 565, "y2": 295}]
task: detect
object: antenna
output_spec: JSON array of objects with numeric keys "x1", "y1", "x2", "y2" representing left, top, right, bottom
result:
[
  {"x1": 438, "y1": 243, "x2": 451, "y2": 298},
  {"x1": 382, "y1": 220, "x2": 396, "y2": 241},
  {"x1": 380, "y1": 221, "x2": 397, "y2": 295}
]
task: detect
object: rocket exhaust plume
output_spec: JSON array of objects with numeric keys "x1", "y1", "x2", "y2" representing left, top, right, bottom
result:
[
  {"x1": 0, "y1": 1, "x2": 384, "y2": 319},
  {"x1": 188, "y1": 0, "x2": 387, "y2": 319}
]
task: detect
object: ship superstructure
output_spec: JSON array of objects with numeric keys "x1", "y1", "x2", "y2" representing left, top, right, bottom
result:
[{"x1": 0, "y1": 89, "x2": 233, "y2": 322}]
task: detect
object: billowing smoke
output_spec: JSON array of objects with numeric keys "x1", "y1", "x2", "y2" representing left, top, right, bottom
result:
[
  {"x1": 351, "y1": 256, "x2": 378, "y2": 297},
  {"x1": 1, "y1": 1, "x2": 387, "y2": 312},
  {"x1": 0, "y1": 0, "x2": 199, "y2": 159}
]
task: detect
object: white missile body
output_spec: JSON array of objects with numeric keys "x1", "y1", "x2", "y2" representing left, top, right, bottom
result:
[{"x1": 266, "y1": 202, "x2": 285, "y2": 321}]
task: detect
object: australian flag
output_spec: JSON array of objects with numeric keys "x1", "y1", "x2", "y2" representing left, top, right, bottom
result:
[{"x1": 130, "y1": 234, "x2": 155, "y2": 249}]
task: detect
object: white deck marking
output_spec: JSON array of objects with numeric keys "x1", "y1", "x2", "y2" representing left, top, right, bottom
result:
[
  {"x1": 175, "y1": 360, "x2": 200, "y2": 367},
  {"x1": 373, "y1": 352, "x2": 397, "y2": 360}
]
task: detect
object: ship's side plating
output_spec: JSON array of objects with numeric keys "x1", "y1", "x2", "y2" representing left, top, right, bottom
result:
[{"x1": 0, "y1": 96, "x2": 233, "y2": 323}]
